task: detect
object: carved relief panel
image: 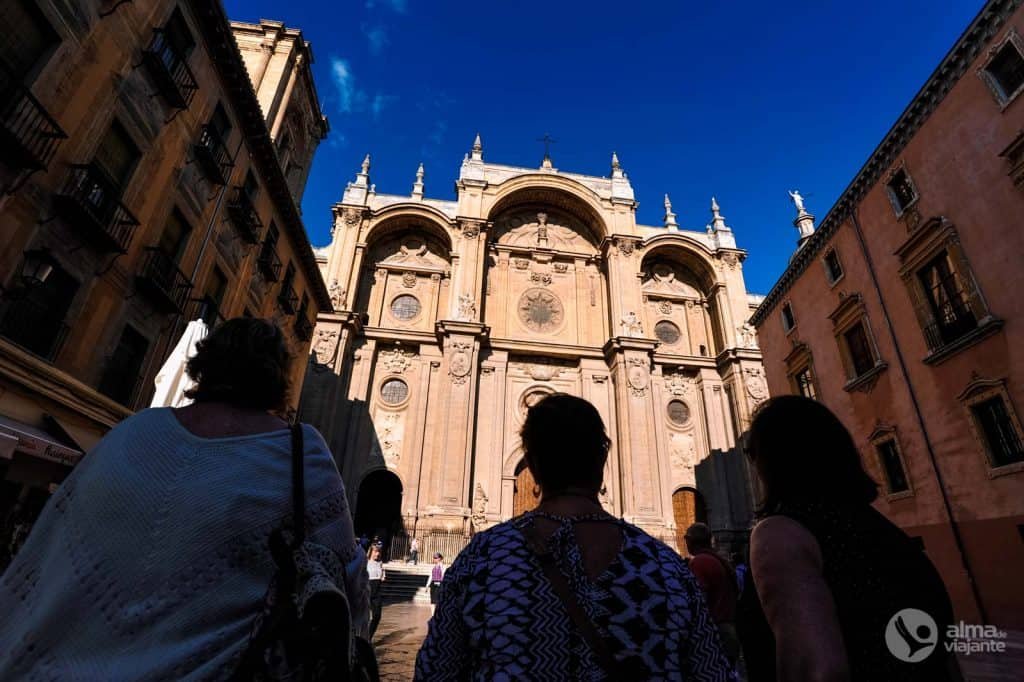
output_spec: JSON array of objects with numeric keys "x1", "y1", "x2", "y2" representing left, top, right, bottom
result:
[{"x1": 356, "y1": 231, "x2": 451, "y2": 331}]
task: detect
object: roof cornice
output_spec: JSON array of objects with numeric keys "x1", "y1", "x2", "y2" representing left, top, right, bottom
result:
[
  {"x1": 751, "y1": 0, "x2": 1020, "y2": 327},
  {"x1": 189, "y1": 0, "x2": 332, "y2": 310}
]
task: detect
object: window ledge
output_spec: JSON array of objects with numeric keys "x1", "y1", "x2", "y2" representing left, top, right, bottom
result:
[
  {"x1": 987, "y1": 460, "x2": 1024, "y2": 479},
  {"x1": 827, "y1": 272, "x2": 845, "y2": 290},
  {"x1": 843, "y1": 362, "x2": 889, "y2": 393},
  {"x1": 923, "y1": 317, "x2": 1004, "y2": 366},
  {"x1": 885, "y1": 490, "x2": 915, "y2": 502}
]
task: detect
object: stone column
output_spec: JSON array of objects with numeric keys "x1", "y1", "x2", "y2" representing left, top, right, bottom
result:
[{"x1": 602, "y1": 237, "x2": 643, "y2": 337}]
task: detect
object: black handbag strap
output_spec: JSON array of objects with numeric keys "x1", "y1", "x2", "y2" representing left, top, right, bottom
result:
[
  {"x1": 522, "y1": 522, "x2": 629, "y2": 678},
  {"x1": 290, "y1": 422, "x2": 305, "y2": 545}
]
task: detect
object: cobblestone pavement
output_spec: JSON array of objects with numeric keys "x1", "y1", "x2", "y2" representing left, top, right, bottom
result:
[{"x1": 373, "y1": 602, "x2": 432, "y2": 681}]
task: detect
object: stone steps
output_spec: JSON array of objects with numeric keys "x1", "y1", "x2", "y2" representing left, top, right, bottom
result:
[{"x1": 380, "y1": 563, "x2": 435, "y2": 604}]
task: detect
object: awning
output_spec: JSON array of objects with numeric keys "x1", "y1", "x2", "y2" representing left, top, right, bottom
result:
[
  {"x1": 151, "y1": 319, "x2": 209, "y2": 408},
  {"x1": 0, "y1": 414, "x2": 82, "y2": 466}
]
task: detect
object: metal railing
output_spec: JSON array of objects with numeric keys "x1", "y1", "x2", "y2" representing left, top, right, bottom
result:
[
  {"x1": 136, "y1": 247, "x2": 192, "y2": 314},
  {"x1": 0, "y1": 298, "x2": 70, "y2": 361},
  {"x1": 226, "y1": 186, "x2": 262, "y2": 243},
  {"x1": 923, "y1": 305, "x2": 978, "y2": 350},
  {"x1": 0, "y1": 62, "x2": 66, "y2": 173},
  {"x1": 277, "y1": 284, "x2": 298, "y2": 315},
  {"x1": 193, "y1": 124, "x2": 232, "y2": 184},
  {"x1": 141, "y1": 28, "x2": 198, "y2": 110},
  {"x1": 387, "y1": 530, "x2": 472, "y2": 564},
  {"x1": 257, "y1": 245, "x2": 282, "y2": 282},
  {"x1": 54, "y1": 163, "x2": 139, "y2": 253}
]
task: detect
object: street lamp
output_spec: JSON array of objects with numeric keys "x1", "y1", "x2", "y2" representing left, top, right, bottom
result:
[{"x1": 0, "y1": 248, "x2": 58, "y2": 299}]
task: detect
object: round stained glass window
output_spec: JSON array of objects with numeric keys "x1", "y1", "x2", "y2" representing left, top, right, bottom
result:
[
  {"x1": 667, "y1": 400, "x2": 691, "y2": 425},
  {"x1": 380, "y1": 378, "x2": 409, "y2": 405},
  {"x1": 390, "y1": 294, "x2": 421, "y2": 321},
  {"x1": 655, "y1": 320, "x2": 681, "y2": 345}
]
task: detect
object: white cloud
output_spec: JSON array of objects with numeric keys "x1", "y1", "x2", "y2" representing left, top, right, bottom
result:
[
  {"x1": 362, "y1": 24, "x2": 389, "y2": 55},
  {"x1": 330, "y1": 57, "x2": 356, "y2": 113},
  {"x1": 371, "y1": 94, "x2": 398, "y2": 120}
]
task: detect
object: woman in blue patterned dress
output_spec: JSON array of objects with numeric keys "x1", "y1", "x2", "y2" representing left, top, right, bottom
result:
[{"x1": 415, "y1": 394, "x2": 735, "y2": 681}]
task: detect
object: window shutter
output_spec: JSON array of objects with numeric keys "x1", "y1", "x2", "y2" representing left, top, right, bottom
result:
[
  {"x1": 902, "y1": 273, "x2": 939, "y2": 350},
  {"x1": 947, "y1": 240, "x2": 989, "y2": 321}
]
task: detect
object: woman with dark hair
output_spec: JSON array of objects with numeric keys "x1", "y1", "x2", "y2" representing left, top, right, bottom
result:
[
  {"x1": 0, "y1": 318, "x2": 369, "y2": 679},
  {"x1": 415, "y1": 393, "x2": 734, "y2": 680},
  {"x1": 737, "y1": 395, "x2": 959, "y2": 681}
]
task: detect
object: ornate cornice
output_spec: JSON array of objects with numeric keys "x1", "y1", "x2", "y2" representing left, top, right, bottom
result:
[{"x1": 751, "y1": 0, "x2": 1020, "y2": 328}]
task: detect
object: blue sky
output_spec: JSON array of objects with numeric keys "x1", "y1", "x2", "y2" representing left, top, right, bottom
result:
[{"x1": 224, "y1": 0, "x2": 982, "y2": 295}]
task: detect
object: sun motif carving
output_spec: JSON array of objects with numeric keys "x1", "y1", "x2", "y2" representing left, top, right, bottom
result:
[{"x1": 518, "y1": 288, "x2": 564, "y2": 333}]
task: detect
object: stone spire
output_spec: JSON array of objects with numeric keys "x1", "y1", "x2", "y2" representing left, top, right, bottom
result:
[
  {"x1": 471, "y1": 133, "x2": 483, "y2": 161},
  {"x1": 412, "y1": 162, "x2": 425, "y2": 200},
  {"x1": 663, "y1": 193, "x2": 678, "y2": 230},
  {"x1": 707, "y1": 196, "x2": 736, "y2": 249},
  {"x1": 611, "y1": 151, "x2": 625, "y2": 179},
  {"x1": 709, "y1": 196, "x2": 729, "y2": 232},
  {"x1": 342, "y1": 153, "x2": 372, "y2": 204},
  {"x1": 789, "y1": 189, "x2": 816, "y2": 249}
]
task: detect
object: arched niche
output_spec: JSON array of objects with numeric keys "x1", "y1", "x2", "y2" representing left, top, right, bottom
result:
[
  {"x1": 640, "y1": 244, "x2": 722, "y2": 357},
  {"x1": 483, "y1": 185, "x2": 609, "y2": 345},
  {"x1": 355, "y1": 215, "x2": 453, "y2": 332}
]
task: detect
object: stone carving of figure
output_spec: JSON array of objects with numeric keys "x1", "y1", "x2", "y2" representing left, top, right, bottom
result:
[
  {"x1": 621, "y1": 311, "x2": 643, "y2": 337},
  {"x1": 457, "y1": 293, "x2": 476, "y2": 321},
  {"x1": 328, "y1": 279, "x2": 346, "y2": 310},
  {"x1": 536, "y1": 212, "x2": 548, "y2": 245},
  {"x1": 789, "y1": 189, "x2": 806, "y2": 213},
  {"x1": 737, "y1": 321, "x2": 758, "y2": 349},
  {"x1": 471, "y1": 483, "x2": 488, "y2": 529}
]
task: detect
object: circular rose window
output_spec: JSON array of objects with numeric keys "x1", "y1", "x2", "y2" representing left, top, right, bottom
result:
[
  {"x1": 655, "y1": 320, "x2": 681, "y2": 345},
  {"x1": 518, "y1": 288, "x2": 564, "y2": 333},
  {"x1": 667, "y1": 400, "x2": 691, "y2": 425},
  {"x1": 380, "y1": 378, "x2": 409, "y2": 405},
  {"x1": 390, "y1": 294, "x2": 421, "y2": 321}
]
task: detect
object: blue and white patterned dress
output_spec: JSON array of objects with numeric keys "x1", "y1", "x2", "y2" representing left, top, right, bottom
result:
[{"x1": 415, "y1": 511, "x2": 736, "y2": 681}]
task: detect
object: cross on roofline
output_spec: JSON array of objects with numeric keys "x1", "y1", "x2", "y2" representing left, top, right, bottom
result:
[{"x1": 537, "y1": 133, "x2": 557, "y2": 158}]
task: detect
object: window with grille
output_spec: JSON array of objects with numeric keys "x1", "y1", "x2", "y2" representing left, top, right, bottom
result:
[
  {"x1": 98, "y1": 325, "x2": 149, "y2": 406},
  {"x1": 95, "y1": 121, "x2": 141, "y2": 190},
  {"x1": 971, "y1": 396, "x2": 1024, "y2": 468},
  {"x1": 917, "y1": 252, "x2": 977, "y2": 345},
  {"x1": 823, "y1": 249, "x2": 843, "y2": 284},
  {"x1": 0, "y1": 261, "x2": 77, "y2": 360},
  {"x1": 843, "y1": 321, "x2": 876, "y2": 377},
  {"x1": 163, "y1": 8, "x2": 195, "y2": 59},
  {"x1": 158, "y1": 210, "x2": 191, "y2": 264},
  {"x1": 875, "y1": 439, "x2": 909, "y2": 494},
  {"x1": 794, "y1": 366, "x2": 817, "y2": 399},
  {"x1": 390, "y1": 294, "x2": 420, "y2": 321},
  {"x1": 654, "y1": 320, "x2": 681, "y2": 345},
  {"x1": 985, "y1": 40, "x2": 1024, "y2": 103},
  {"x1": 781, "y1": 302, "x2": 795, "y2": 332},
  {"x1": 380, "y1": 378, "x2": 409, "y2": 405},
  {"x1": 886, "y1": 168, "x2": 918, "y2": 214},
  {"x1": 667, "y1": 400, "x2": 690, "y2": 425},
  {"x1": 0, "y1": 0, "x2": 58, "y2": 79}
]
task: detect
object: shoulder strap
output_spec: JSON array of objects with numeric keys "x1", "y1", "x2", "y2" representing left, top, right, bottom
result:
[
  {"x1": 522, "y1": 522, "x2": 626, "y2": 677},
  {"x1": 291, "y1": 422, "x2": 305, "y2": 545}
]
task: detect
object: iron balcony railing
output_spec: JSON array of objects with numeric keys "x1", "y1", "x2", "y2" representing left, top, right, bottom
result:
[
  {"x1": 923, "y1": 303, "x2": 978, "y2": 350},
  {"x1": 193, "y1": 124, "x2": 233, "y2": 185},
  {"x1": 54, "y1": 163, "x2": 140, "y2": 254},
  {"x1": 294, "y1": 314, "x2": 313, "y2": 341},
  {"x1": 277, "y1": 284, "x2": 299, "y2": 315},
  {"x1": 0, "y1": 298, "x2": 70, "y2": 362},
  {"x1": 257, "y1": 245, "x2": 282, "y2": 282},
  {"x1": 136, "y1": 247, "x2": 192, "y2": 314},
  {"x1": 0, "y1": 62, "x2": 67, "y2": 173},
  {"x1": 141, "y1": 28, "x2": 198, "y2": 111},
  {"x1": 226, "y1": 186, "x2": 263, "y2": 244},
  {"x1": 186, "y1": 295, "x2": 226, "y2": 327}
]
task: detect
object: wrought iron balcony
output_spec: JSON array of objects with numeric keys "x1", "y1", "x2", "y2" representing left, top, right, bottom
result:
[
  {"x1": 923, "y1": 304, "x2": 978, "y2": 350},
  {"x1": 0, "y1": 62, "x2": 67, "y2": 174},
  {"x1": 186, "y1": 295, "x2": 226, "y2": 327},
  {"x1": 226, "y1": 186, "x2": 262, "y2": 244},
  {"x1": 294, "y1": 314, "x2": 313, "y2": 341},
  {"x1": 193, "y1": 124, "x2": 233, "y2": 185},
  {"x1": 257, "y1": 246, "x2": 282, "y2": 282},
  {"x1": 136, "y1": 247, "x2": 192, "y2": 314},
  {"x1": 0, "y1": 297, "x2": 70, "y2": 361},
  {"x1": 54, "y1": 163, "x2": 140, "y2": 254},
  {"x1": 277, "y1": 284, "x2": 299, "y2": 315},
  {"x1": 141, "y1": 28, "x2": 198, "y2": 111}
]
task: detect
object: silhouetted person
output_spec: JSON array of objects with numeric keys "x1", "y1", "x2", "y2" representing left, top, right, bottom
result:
[
  {"x1": 736, "y1": 395, "x2": 959, "y2": 681},
  {"x1": 367, "y1": 545, "x2": 385, "y2": 637},
  {"x1": 0, "y1": 318, "x2": 368, "y2": 678},
  {"x1": 685, "y1": 522, "x2": 740, "y2": 665},
  {"x1": 416, "y1": 393, "x2": 733, "y2": 680}
]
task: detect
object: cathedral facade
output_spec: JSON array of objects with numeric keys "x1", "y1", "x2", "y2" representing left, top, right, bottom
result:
[{"x1": 301, "y1": 138, "x2": 766, "y2": 550}]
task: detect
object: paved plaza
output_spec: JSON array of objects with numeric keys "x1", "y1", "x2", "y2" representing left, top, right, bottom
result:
[{"x1": 374, "y1": 603, "x2": 432, "y2": 680}]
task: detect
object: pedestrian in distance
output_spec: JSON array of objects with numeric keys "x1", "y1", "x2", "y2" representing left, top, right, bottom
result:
[
  {"x1": 367, "y1": 545, "x2": 386, "y2": 638},
  {"x1": 0, "y1": 318, "x2": 370, "y2": 679},
  {"x1": 428, "y1": 552, "x2": 444, "y2": 612},
  {"x1": 415, "y1": 393, "x2": 734, "y2": 681},
  {"x1": 736, "y1": 395, "x2": 960, "y2": 681},
  {"x1": 685, "y1": 522, "x2": 741, "y2": 666},
  {"x1": 408, "y1": 536, "x2": 420, "y2": 565}
]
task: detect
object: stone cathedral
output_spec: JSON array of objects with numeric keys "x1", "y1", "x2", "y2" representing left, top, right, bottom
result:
[{"x1": 301, "y1": 137, "x2": 767, "y2": 551}]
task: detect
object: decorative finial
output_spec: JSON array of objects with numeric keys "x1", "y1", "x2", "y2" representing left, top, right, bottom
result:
[
  {"x1": 663, "y1": 193, "x2": 678, "y2": 229},
  {"x1": 708, "y1": 196, "x2": 731, "y2": 234},
  {"x1": 610, "y1": 151, "x2": 625, "y2": 179},
  {"x1": 538, "y1": 133, "x2": 556, "y2": 169},
  {"x1": 412, "y1": 162, "x2": 425, "y2": 199},
  {"x1": 612, "y1": 151, "x2": 620, "y2": 169},
  {"x1": 470, "y1": 133, "x2": 483, "y2": 161},
  {"x1": 361, "y1": 153, "x2": 371, "y2": 175},
  {"x1": 711, "y1": 196, "x2": 720, "y2": 216},
  {"x1": 416, "y1": 162, "x2": 424, "y2": 181},
  {"x1": 789, "y1": 189, "x2": 816, "y2": 248}
]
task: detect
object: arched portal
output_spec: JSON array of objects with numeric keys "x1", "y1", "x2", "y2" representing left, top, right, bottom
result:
[
  {"x1": 673, "y1": 486, "x2": 708, "y2": 549},
  {"x1": 355, "y1": 469, "x2": 403, "y2": 541},
  {"x1": 512, "y1": 460, "x2": 541, "y2": 516}
]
